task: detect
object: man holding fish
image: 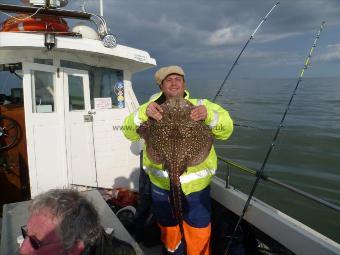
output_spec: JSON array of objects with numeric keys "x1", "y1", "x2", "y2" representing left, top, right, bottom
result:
[{"x1": 123, "y1": 65, "x2": 233, "y2": 255}]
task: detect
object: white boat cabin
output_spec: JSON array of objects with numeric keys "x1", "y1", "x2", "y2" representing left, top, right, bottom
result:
[{"x1": 0, "y1": 30, "x2": 155, "y2": 197}]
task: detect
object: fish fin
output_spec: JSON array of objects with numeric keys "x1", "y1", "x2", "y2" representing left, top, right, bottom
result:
[
  {"x1": 187, "y1": 136, "x2": 213, "y2": 166},
  {"x1": 136, "y1": 121, "x2": 151, "y2": 140},
  {"x1": 146, "y1": 145, "x2": 163, "y2": 164}
]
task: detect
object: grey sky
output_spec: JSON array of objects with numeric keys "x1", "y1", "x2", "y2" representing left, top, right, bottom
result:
[
  {"x1": 79, "y1": 0, "x2": 340, "y2": 81},
  {"x1": 2, "y1": 0, "x2": 340, "y2": 82}
]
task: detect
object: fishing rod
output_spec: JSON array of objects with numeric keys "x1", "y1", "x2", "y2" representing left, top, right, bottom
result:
[
  {"x1": 212, "y1": 2, "x2": 279, "y2": 129},
  {"x1": 212, "y1": 2, "x2": 280, "y2": 103},
  {"x1": 223, "y1": 21, "x2": 326, "y2": 255}
]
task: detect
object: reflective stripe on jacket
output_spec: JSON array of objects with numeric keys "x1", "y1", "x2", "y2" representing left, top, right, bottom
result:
[{"x1": 122, "y1": 90, "x2": 233, "y2": 195}]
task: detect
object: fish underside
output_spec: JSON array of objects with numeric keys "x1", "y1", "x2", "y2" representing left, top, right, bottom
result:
[{"x1": 137, "y1": 97, "x2": 213, "y2": 237}]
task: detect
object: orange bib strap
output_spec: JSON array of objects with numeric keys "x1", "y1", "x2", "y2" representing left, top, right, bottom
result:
[{"x1": 183, "y1": 221, "x2": 211, "y2": 255}]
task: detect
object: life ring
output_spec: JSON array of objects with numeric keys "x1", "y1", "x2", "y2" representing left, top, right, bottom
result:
[{"x1": 1, "y1": 14, "x2": 69, "y2": 32}]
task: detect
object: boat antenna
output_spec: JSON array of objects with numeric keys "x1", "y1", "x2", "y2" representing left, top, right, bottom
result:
[
  {"x1": 80, "y1": 0, "x2": 86, "y2": 12},
  {"x1": 213, "y1": 2, "x2": 280, "y2": 103},
  {"x1": 223, "y1": 21, "x2": 326, "y2": 255},
  {"x1": 100, "y1": 0, "x2": 104, "y2": 17}
]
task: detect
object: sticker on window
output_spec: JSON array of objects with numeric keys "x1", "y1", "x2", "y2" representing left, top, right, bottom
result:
[
  {"x1": 114, "y1": 81, "x2": 124, "y2": 108},
  {"x1": 94, "y1": 97, "x2": 112, "y2": 109}
]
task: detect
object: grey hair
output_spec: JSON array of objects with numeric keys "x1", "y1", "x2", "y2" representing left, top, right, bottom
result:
[{"x1": 29, "y1": 189, "x2": 102, "y2": 250}]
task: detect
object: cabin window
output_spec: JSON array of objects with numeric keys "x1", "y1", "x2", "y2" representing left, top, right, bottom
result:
[
  {"x1": 68, "y1": 75, "x2": 85, "y2": 111},
  {"x1": 60, "y1": 60, "x2": 124, "y2": 109},
  {"x1": 31, "y1": 71, "x2": 55, "y2": 113},
  {"x1": 0, "y1": 63, "x2": 23, "y2": 105}
]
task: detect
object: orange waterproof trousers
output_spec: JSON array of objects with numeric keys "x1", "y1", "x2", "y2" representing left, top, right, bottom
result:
[{"x1": 151, "y1": 184, "x2": 211, "y2": 255}]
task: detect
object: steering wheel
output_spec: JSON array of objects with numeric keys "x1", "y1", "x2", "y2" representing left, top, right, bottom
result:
[{"x1": 0, "y1": 115, "x2": 21, "y2": 151}]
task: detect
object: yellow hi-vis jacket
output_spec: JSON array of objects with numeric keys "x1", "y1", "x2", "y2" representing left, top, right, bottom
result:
[{"x1": 122, "y1": 90, "x2": 233, "y2": 195}]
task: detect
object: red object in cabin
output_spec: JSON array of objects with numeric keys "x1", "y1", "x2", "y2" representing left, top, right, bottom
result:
[{"x1": 111, "y1": 187, "x2": 138, "y2": 208}]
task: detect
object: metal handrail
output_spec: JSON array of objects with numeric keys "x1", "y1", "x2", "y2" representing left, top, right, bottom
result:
[{"x1": 217, "y1": 156, "x2": 340, "y2": 214}]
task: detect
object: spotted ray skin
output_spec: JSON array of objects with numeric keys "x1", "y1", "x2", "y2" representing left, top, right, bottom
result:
[{"x1": 137, "y1": 97, "x2": 213, "y2": 228}]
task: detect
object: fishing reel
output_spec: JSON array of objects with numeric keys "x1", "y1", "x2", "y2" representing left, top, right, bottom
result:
[{"x1": 0, "y1": 115, "x2": 21, "y2": 151}]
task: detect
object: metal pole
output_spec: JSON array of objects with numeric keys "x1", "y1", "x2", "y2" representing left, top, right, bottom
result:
[
  {"x1": 217, "y1": 156, "x2": 340, "y2": 213},
  {"x1": 0, "y1": 3, "x2": 92, "y2": 19},
  {"x1": 100, "y1": 0, "x2": 104, "y2": 17}
]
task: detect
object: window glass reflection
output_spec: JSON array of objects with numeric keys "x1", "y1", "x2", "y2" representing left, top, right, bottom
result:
[
  {"x1": 68, "y1": 75, "x2": 85, "y2": 111},
  {"x1": 32, "y1": 71, "x2": 54, "y2": 113},
  {"x1": 60, "y1": 61, "x2": 124, "y2": 109}
]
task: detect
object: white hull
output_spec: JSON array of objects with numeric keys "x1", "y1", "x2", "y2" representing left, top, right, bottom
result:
[{"x1": 211, "y1": 177, "x2": 340, "y2": 255}]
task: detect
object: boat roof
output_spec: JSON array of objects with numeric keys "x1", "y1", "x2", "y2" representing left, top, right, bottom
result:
[{"x1": 0, "y1": 32, "x2": 156, "y2": 73}]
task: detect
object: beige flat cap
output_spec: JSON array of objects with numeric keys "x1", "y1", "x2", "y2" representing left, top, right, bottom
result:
[{"x1": 154, "y1": 65, "x2": 185, "y2": 85}]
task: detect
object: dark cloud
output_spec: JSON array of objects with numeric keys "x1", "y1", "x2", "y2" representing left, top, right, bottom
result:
[{"x1": 1, "y1": 0, "x2": 340, "y2": 78}]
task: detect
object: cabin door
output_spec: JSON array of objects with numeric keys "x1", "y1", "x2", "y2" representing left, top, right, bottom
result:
[
  {"x1": 62, "y1": 68, "x2": 97, "y2": 187},
  {"x1": 23, "y1": 63, "x2": 97, "y2": 196},
  {"x1": 22, "y1": 63, "x2": 68, "y2": 196}
]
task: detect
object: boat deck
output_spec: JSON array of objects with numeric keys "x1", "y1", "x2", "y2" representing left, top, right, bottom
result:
[{"x1": 140, "y1": 244, "x2": 162, "y2": 254}]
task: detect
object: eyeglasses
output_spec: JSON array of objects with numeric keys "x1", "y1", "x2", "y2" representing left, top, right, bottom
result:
[
  {"x1": 21, "y1": 225, "x2": 64, "y2": 250},
  {"x1": 21, "y1": 225, "x2": 42, "y2": 250}
]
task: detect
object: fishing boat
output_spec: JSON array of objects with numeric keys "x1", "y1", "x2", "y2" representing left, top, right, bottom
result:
[{"x1": 0, "y1": 1, "x2": 339, "y2": 254}]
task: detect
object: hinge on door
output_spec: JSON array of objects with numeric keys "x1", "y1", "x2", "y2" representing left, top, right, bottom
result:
[{"x1": 57, "y1": 68, "x2": 60, "y2": 78}]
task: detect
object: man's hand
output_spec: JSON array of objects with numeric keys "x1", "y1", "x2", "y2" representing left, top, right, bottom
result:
[
  {"x1": 190, "y1": 105, "x2": 207, "y2": 121},
  {"x1": 146, "y1": 102, "x2": 163, "y2": 121}
]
